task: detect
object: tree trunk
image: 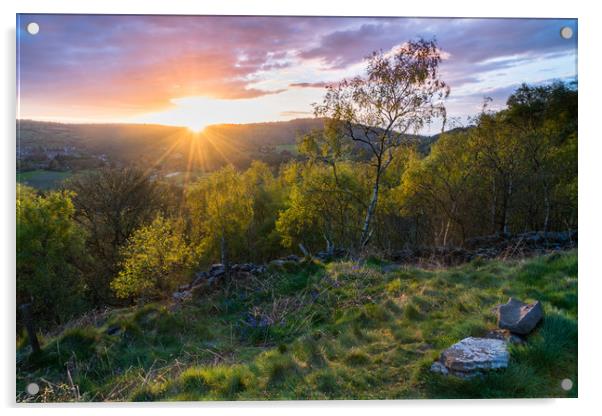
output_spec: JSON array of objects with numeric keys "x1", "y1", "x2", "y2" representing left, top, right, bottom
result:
[
  {"x1": 500, "y1": 177, "x2": 512, "y2": 235},
  {"x1": 19, "y1": 303, "x2": 40, "y2": 354},
  {"x1": 324, "y1": 235, "x2": 335, "y2": 256},
  {"x1": 298, "y1": 243, "x2": 310, "y2": 258},
  {"x1": 443, "y1": 218, "x2": 451, "y2": 247},
  {"x1": 491, "y1": 178, "x2": 497, "y2": 234},
  {"x1": 360, "y1": 178, "x2": 380, "y2": 249},
  {"x1": 543, "y1": 180, "x2": 551, "y2": 233},
  {"x1": 220, "y1": 233, "x2": 230, "y2": 278},
  {"x1": 443, "y1": 201, "x2": 457, "y2": 247}
]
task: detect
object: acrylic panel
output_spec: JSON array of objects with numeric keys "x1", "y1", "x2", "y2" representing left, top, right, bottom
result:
[{"x1": 16, "y1": 14, "x2": 578, "y2": 402}]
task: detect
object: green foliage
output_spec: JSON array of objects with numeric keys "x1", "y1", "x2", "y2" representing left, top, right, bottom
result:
[
  {"x1": 111, "y1": 215, "x2": 194, "y2": 300},
  {"x1": 16, "y1": 77, "x2": 578, "y2": 401},
  {"x1": 16, "y1": 185, "x2": 87, "y2": 326},
  {"x1": 276, "y1": 161, "x2": 365, "y2": 252},
  {"x1": 66, "y1": 167, "x2": 168, "y2": 305},
  {"x1": 186, "y1": 165, "x2": 254, "y2": 264},
  {"x1": 397, "y1": 82, "x2": 577, "y2": 245},
  {"x1": 241, "y1": 161, "x2": 288, "y2": 262},
  {"x1": 314, "y1": 39, "x2": 450, "y2": 248}
]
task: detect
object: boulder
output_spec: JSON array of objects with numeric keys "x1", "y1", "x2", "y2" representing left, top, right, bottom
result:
[
  {"x1": 497, "y1": 297, "x2": 543, "y2": 335},
  {"x1": 436, "y1": 337, "x2": 509, "y2": 375},
  {"x1": 430, "y1": 361, "x2": 449, "y2": 376}
]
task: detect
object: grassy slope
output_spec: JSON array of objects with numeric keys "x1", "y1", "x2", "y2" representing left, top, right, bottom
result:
[{"x1": 16, "y1": 251, "x2": 577, "y2": 402}]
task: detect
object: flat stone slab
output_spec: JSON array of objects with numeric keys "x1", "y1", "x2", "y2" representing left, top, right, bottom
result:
[
  {"x1": 497, "y1": 297, "x2": 543, "y2": 335},
  {"x1": 439, "y1": 337, "x2": 509, "y2": 373}
]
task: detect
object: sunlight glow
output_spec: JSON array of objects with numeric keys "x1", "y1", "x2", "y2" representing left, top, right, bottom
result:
[
  {"x1": 186, "y1": 123, "x2": 207, "y2": 133},
  {"x1": 129, "y1": 89, "x2": 324, "y2": 128}
]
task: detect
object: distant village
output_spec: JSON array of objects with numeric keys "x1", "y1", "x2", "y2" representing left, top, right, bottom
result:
[{"x1": 17, "y1": 144, "x2": 108, "y2": 172}]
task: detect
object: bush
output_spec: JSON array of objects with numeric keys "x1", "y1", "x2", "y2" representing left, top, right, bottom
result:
[
  {"x1": 111, "y1": 215, "x2": 194, "y2": 300},
  {"x1": 16, "y1": 185, "x2": 87, "y2": 328}
]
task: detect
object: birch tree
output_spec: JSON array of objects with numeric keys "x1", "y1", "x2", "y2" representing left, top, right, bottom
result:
[{"x1": 314, "y1": 39, "x2": 449, "y2": 250}]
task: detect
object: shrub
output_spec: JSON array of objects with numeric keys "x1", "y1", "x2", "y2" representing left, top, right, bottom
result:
[{"x1": 111, "y1": 215, "x2": 194, "y2": 300}]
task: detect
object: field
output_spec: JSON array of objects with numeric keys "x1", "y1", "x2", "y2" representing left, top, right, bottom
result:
[
  {"x1": 16, "y1": 250, "x2": 577, "y2": 402},
  {"x1": 16, "y1": 170, "x2": 73, "y2": 190}
]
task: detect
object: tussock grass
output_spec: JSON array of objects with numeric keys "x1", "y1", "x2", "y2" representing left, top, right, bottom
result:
[{"x1": 17, "y1": 250, "x2": 577, "y2": 401}]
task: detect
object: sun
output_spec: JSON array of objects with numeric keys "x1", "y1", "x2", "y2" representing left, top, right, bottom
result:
[{"x1": 185, "y1": 121, "x2": 207, "y2": 133}]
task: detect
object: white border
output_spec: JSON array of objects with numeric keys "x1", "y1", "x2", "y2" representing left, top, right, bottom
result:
[{"x1": 2, "y1": 1, "x2": 599, "y2": 415}]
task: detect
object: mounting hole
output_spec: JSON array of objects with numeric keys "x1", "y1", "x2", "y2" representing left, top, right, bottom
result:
[
  {"x1": 26, "y1": 22, "x2": 40, "y2": 35},
  {"x1": 561, "y1": 378, "x2": 573, "y2": 391},
  {"x1": 26, "y1": 382, "x2": 39, "y2": 395},
  {"x1": 560, "y1": 26, "x2": 573, "y2": 40}
]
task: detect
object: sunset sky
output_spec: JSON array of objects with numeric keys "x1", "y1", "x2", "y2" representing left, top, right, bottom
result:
[{"x1": 17, "y1": 15, "x2": 577, "y2": 133}]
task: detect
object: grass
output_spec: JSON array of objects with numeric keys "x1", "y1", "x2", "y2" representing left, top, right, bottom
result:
[
  {"x1": 16, "y1": 250, "x2": 578, "y2": 401},
  {"x1": 17, "y1": 169, "x2": 99, "y2": 190},
  {"x1": 16, "y1": 169, "x2": 73, "y2": 189}
]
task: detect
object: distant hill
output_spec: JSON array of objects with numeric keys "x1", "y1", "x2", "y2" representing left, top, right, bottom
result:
[
  {"x1": 16, "y1": 119, "x2": 327, "y2": 173},
  {"x1": 16, "y1": 118, "x2": 439, "y2": 176}
]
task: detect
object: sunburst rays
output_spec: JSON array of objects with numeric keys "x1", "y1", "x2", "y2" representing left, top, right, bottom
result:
[{"x1": 142, "y1": 124, "x2": 253, "y2": 189}]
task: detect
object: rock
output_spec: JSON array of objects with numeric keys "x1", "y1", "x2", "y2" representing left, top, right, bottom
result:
[
  {"x1": 196, "y1": 270, "x2": 209, "y2": 278},
  {"x1": 232, "y1": 271, "x2": 253, "y2": 280},
  {"x1": 508, "y1": 334, "x2": 526, "y2": 345},
  {"x1": 172, "y1": 290, "x2": 192, "y2": 302},
  {"x1": 439, "y1": 337, "x2": 509, "y2": 374},
  {"x1": 268, "y1": 259, "x2": 299, "y2": 270},
  {"x1": 430, "y1": 361, "x2": 449, "y2": 375},
  {"x1": 283, "y1": 254, "x2": 301, "y2": 262},
  {"x1": 497, "y1": 297, "x2": 543, "y2": 335},
  {"x1": 236, "y1": 264, "x2": 250, "y2": 272},
  {"x1": 269, "y1": 259, "x2": 287, "y2": 267},
  {"x1": 191, "y1": 271, "x2": 208, "y2": 287},
  {"x1": 209, "y1": 264, "x2": 226, "y2": 277}
]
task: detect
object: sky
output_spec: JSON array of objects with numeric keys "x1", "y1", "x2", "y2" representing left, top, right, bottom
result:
[{"x1": 17, "y1": 15, "x2": 577, "y2": 133}]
